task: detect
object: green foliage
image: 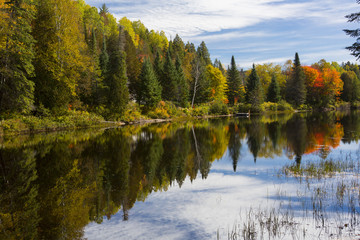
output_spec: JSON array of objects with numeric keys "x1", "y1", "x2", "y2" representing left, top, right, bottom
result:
[
  {"x1": 341, "y1": 71, "x2": 360, "y2": 102},
  {"x1": 138, "y1": 58, "x2": 162, "y2": 107},
  {"x1": 285, "y1": 53, "x2": 307, "y2": 107},
  {"x1": 121, "y1": 102, "x2": 143, "y2": 122},
  {"x1": 0, "y1": 111, "x2": 105, "y2": 134},
  {"x1": 191, "y1": 104, "x2": 210, "y2": 116},
  {"x1": 226, "y1": 56, "x2": 242, "y2": 105},
  {"x1": 161, "y1": 52, "x2": 178, "y2": 101},
  {"x1": 260, "y1": 101, "x2": 294, "y2": 112},
  {"x1": 267, "y1": 75, "x2": 281, "y2": 103},
  {"x1": 0, "y1": 0, "x2": 36, "y2": 114},
  {"x1": 246, "y1": 64, "x2": 264, "y2": 108},
  {"x1": 105, "y1": 30, "x2": 129, "y2": 118},
  {"x1": 209, "y1": 100, "x2": 229, "y2": 115},
  {"x1": 277, "y1": 100, "x2": 295, "y2": 111}
]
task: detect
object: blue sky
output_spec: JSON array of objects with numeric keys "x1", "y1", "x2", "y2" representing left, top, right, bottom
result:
[{"x1": 85, "y1": 0, "x2": 360, "y2": 68}]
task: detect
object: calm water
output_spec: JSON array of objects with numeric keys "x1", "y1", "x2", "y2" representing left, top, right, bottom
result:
[{"x1": 0, "y1": 111, "x2": 359, "y2": 239}]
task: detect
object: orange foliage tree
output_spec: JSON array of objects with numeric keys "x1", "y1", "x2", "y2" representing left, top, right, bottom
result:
[{"x1": 302, "y1": 66, "x2": 343, "y2": 107}]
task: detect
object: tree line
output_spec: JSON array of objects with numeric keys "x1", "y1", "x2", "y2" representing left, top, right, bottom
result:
[{"x1": 1, "y1": 0, "x2": 360, "y2": 120}]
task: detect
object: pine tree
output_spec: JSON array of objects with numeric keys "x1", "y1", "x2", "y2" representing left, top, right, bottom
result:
[
  {"x1": 267, "y1": 74, "x2": 281, "y2": 103},
  {"x1": 99, "y1": 33, "x2": 109, "y2": 77},
  {"x1": 161, "y1": 51, "x2": 178, "y2": 101},
  {"x1": 285, "y1": 53, "x2": 306, "y2": 107},
  {"x1": 0, "y1": 0, "x2": 36, "y2": 114},
  {"x1": 175, "y1": 57, "x2": 189, "y2": 107},
  {"x1": 226, "y1": 56, "x2": 242, "y2": 105},
  {"x1": 153, "y1": 51, "x2": 163, "y2": 81},
  {"x1": 138, "y1": 58, "x2": 162, "y2": 107},
  {"x1": 124, "y1": 31, "x2": 141, "y2": 100},
  {"x1": 105, "y1": 30, "x2": 129, "y2": 117},
  {"x1": 344, "y1": 2, "x2": 360, "y2": 59},
  {"x1": 246, "y1": 64, "x2": 264, "y2": 109},
  {"x1": 197, "y1": 41, "x2": 211, "y2": 66}
]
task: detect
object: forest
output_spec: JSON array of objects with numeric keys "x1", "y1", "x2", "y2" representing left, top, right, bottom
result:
[{"x1": 1, "y1": 0, "x2": 360, "y2": 124}]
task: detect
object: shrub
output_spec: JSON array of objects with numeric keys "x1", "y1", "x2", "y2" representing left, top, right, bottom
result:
[
  {"x1": 237, "y1": 103, "x2": 252, "y2": 113},
  {"x1": 261, "y1": 102, "x2": 278, "y2": 112},
  {"x1": 121, "y1": 102, "x2": 143, "y2": 122},
  {"x1": 191, "y1": 104, "x2": 209, "y2": 116},
  {"x1": 277, "y1": 100, "x2": 294, "y2": 112},
  {"x1": 209, "y1": 100, "x2": 229, "y2": 115}
]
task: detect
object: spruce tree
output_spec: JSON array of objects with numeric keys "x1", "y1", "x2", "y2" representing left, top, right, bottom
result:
[
  {"x1": 246, "y1": 64, "x2": 264, "y2": 109},
  {"x1": 105, "y1": 30, "x2": 129, "y2": 117},
  {"x1": 285, "y1": 53, "x2": 306, "y2": 107},
  {"x1": 161, "y1": 51, "x2": 178, "y2": 101},
  {"x1": 124, "y1": 31, "x2": 141, "y2": 100},
  {"x1": 267, "y1": 74, "x2": 281, "y2": 103},
  {"x1": 175, "y1": 57, "x2": 189, "y2": 107},
  {"x1": 153, "y1": 51, "x2": 163, "y2": 81},
  {"x1": 226, "y1": 56, "x2": 242, "y2": 105},
  {"x1": 197, "y1": 41, "x2": 211, "y2": 66},
  {"x1": 139, "y1": 58, "x2": 162, "y2": 107},
  {"x1": 99, "y1": 33, "x2": 109, "y2": 77},
  {"x1": 0, "y1": 0, "x2": 36, "y2": 114}
]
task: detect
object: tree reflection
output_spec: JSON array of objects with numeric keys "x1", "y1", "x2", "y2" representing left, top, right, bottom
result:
[{"x1": 0, "y1": 111, "x2": 357, "y2": 238}]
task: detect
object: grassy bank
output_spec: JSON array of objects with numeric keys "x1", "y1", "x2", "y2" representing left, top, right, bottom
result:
[{"x1": 0, "y1": 111, "x2": 116, "y2": 135}]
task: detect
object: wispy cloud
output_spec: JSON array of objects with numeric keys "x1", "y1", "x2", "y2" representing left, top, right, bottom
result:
[{"x1": 85, "y1": 0, "x2": 359, "y2": 67}]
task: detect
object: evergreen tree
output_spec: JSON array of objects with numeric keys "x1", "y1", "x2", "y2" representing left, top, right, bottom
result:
[
  {"x1": 172, "y1": 34, "x2": 185, "y2": 61},
  {"x1": 214, "y1": 59, "x2": 226, "y2": 75},
  {"x1": 246, "y1": 64, "x2": 264, "y2": 109},
  {"x1": 226, "y1": 56, "x2": 242, "y2": 105},
  {"x1": 105, "y1": 30, "x2": 129, "y2": 117},
  {"x1": 153, "y1": 51, "x2": 163, "y2": 81},
  {"x1": 285, "y1": 53, "x2": 306, "y2": 107},
  {"x1": 124, "y1": 31, "x2": 141, "y2": 100},
  {"x1": 197, "y1": 41, "x2": 211, "y2": 66},
  {"x1": 267, "y1": 74, "x2": 281, "y2": 103},
  {"x1": 161, "y1": 51, "x2": 178, "y2": 101},
  {"x1": 175, "y1": 57, "x2": 189, "y2": 107},
  {"x1": 99, "y1": 33, "x2": 109, "y2": 77},
  {"x1": 138, "y1": 58, "x2": 162, "y2": 107},
  {"x1": 344, "y1": 2, "x2": 360, "y2": 59},
  {"x1": 0, "y1": 0, "x2": 36, "y2": 114}
]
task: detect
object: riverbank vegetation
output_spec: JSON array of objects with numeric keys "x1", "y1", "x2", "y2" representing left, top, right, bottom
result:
[{"x1": 1, "y1": 0, "x2": 360, "y2": 131}]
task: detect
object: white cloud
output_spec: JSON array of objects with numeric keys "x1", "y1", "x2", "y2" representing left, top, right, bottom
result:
[{"x1": 86, "y1": 0, "x2": 358, "y2": 39}]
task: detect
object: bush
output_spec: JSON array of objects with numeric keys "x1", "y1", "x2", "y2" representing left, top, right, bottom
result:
[
  {"x1": 277, "y1": 100, "x2": 294, "y2": 112},
  {"x1": 237, "y1": 103, "x2": 252, "y2": 113},
  {"x1": 261, "y1": 102, "x2": 278, "y2": 112},
  {"x1": 121, "y1": 102, "x2": 143, "y2": 122},
  {"x1": 191, "y1": 104, "x2": 209, "y2": 116},
  {"x1": 209, "y1": 100, "x2": 229, "y2": 115}
]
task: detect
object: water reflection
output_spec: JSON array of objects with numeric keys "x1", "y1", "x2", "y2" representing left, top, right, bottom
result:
[{"x1": 0, "y1": 111, "x2": 359, "y2": 239}]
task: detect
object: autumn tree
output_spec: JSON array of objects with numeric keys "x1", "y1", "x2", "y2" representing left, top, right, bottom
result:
[
  {"x1": 33, "y1": 0, "x2": 91, "y2": 112},
  {"x1": 206, "y1": 65, "x2": 228, "y2": 102},
  {"x1": 285, "y1": 53, "x2": 306, "y2": 107},
  {"x1": 0, "y1": 0, "x2": 36, "y2": 114},
  {"x1": 226, "y1": 56, "x2": 243, "y2": 105},
  {"x1": 255, "y1": 63, "x2": 286, "y2": 98}
]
